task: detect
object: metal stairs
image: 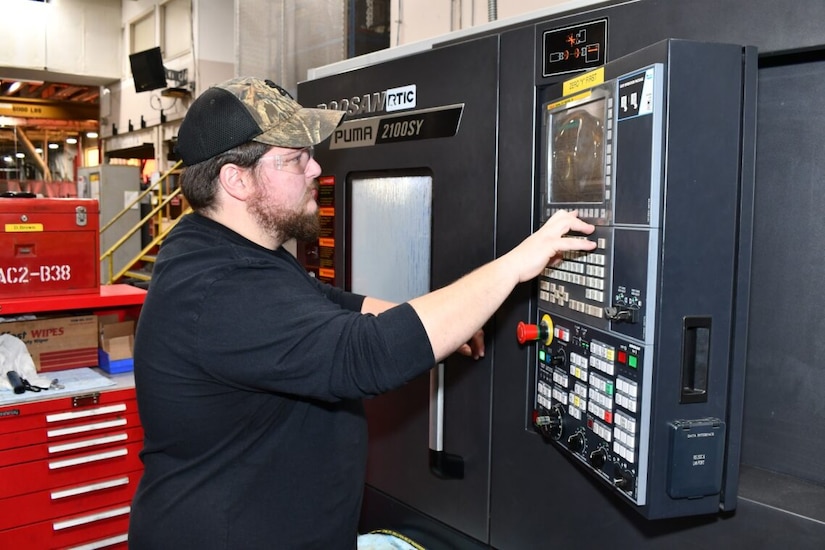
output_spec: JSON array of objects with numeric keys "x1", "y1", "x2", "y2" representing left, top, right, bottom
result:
[{"x1": 99, "y1": 161, "x2": 190, "y2": 286}]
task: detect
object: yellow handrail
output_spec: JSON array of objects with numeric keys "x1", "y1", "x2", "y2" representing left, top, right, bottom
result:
[
  {"x1": 99, "y1": 161, "x2": 186, "y2": 284},
  {"x1": 109, "y1": 204, "x2": 192, "y2": 283},
  {"x1": 99, "y1": 161, "x2": 182, "y2": 234}
]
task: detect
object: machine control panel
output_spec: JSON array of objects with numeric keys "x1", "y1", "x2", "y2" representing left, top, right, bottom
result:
[
  {"x1": 520, "y1": 40, "x2": 754, "y2": 518},
  {"x1": 522, "y1": 314, "x2": 649, "y2": 503},
  {"x1": 524, "y1": 64, "x2": 662, "y2": 507}
]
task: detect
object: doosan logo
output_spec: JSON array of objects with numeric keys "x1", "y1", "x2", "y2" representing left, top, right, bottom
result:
[
  {"x1": 318, "y1": 84, "x2": 417, "y2": 116},
  {"x1": 385, "y1": 85, "x2": 416, "y2": 112}
]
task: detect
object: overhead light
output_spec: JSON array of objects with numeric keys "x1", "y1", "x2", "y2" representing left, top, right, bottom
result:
[
  {"x1": 35, "y1": 147, "x2": 43, "y2": 154},
  {"x1": 86, "y1": 131, "x2": 99, "y2": 139},
  {"x1": 0, "y1": 116, "x2": 24, "y2": 126},
  {"x1": 7, "y1": 81, "x2": 22, "y2": 94},
  {"x1": 66, "y1": 137, "x2": 78, "y2": 144},
  {"x1": 15, "y1": 152, "x2": 25, "y2": 158},
  {"x1": 48, "y1": 143, "x2": 59, "y2": 150}
]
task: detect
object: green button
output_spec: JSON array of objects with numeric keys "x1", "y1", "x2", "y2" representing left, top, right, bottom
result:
[
  {"x1": 538, "y1": 350, "x2": 546, "y2": 363},
  {"x1": 606, "y1": 382, "x2": 614, "y2": 395},
  {"x1": 628, "y1": 355, "x2": 638, "y2": 368}
]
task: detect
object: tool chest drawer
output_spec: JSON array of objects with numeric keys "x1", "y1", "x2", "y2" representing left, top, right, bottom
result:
[
  {"x1": 0, "y1": 383, "x2": 142, "y2": 548},
  {"x1": 0, "y1": 503, "x2": 131, "y2": 549},
  {"x1": 0, "y1": 468, "x2": 141, "y2": 531}
]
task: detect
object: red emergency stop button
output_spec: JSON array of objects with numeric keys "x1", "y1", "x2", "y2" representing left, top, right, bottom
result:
[
  {"x1": 517, "y1": 322, "x2": 540, "y2": 344},
  {"x1": 517, "y1": 315, "x2": 554, "y2": 345},
  {"x1": 517, "y1": 319, "x2": 552, "y2": 345}
]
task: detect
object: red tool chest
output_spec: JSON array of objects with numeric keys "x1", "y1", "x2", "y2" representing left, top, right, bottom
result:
[
  {"x1": 0, "y1": 197, "x2": 100, "y2": 298},
  {"x1": 0, "y1": 386, "x2": 142, "y2": 549},
  {"x1": 0, "y1": 286, "x2": 147, "y2": 548}
]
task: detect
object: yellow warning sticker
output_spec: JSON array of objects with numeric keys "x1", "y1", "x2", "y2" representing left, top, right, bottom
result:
[
  {"x1": 547, "y1": 91, "x2": 592, "y2": 111},
  {"x1": 563, "y1": 66, "x2": 604, "y2": 97}
]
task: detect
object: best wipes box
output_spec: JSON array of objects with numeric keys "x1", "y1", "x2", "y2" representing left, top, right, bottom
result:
[
  {"x1": 98, "y1": 317, "x2": 135, "y2": 374},
  {"x1": 0, "y1": 314, "x2": 99, "y2": 372}
]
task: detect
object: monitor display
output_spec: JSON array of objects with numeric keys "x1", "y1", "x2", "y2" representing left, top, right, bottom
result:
[
  {"x1": 547, "y1": 97, "x2": 606, "y2": 204},
  {"x1": 129, "y1": 47, "x2": 167, "y2": 93}
]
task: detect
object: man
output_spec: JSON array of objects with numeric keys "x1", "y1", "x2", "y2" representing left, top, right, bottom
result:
[{"x1": 128, "y1": 77, "x2": 596, "y2": 549}]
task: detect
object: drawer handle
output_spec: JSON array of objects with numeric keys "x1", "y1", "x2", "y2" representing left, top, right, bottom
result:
[
  {"x1": 72, "y1": 392, "x2": 100, "y2": 408},
  {"x1": 49, "y1": 448, "x2": 128, "y2": 470},
  {"x1": 48, "y1": 418, "x2": 128, "y2": 438},
  {"x1": 65, "y1": 532, "x2": 129, "y2": 550},
  {"x1": 51, "y1": 476, "x2": 130, "y2": 500},
  {"x1": 47, "y1": 403, "x2": 127, "y2": 423},
  {"x1": 53, "y1": 505, "x2": 130, "y2": 531},
  {"x1": 49, "y1": 433, "x2": 129, "y2": 454}
]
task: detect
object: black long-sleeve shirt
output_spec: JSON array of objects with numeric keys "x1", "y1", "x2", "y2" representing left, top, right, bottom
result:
[{"x1": 128, "y1": 213, "x2": 434, "y2": 549}]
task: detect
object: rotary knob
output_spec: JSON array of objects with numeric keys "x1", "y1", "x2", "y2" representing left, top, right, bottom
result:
[
  {"x1": 614, "y1": 467, "x2": 633, "y2": 491},
  {"x1": 533, "y1": 404, "x2": 564, "y2": 441},
  {"x1": 567, "y1": 431, "x2": 586, "y2": 454},
  {"x1": 589, "y1": 447, "x2": 607, "y2": 469}
]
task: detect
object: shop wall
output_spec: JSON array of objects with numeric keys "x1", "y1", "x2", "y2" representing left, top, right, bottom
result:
[
  {"x1": 103, "y1": 0, "x2": 234, "y2": 169},
  {"x1": 389, "y1": 0, "x2": 589, "y2": 46},
  {"x1": 0, "y1": 0, "x2": 121, "y2": 83}
]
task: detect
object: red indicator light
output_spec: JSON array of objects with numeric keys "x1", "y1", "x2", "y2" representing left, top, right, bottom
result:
[{"x1": 618, "y1": 351, "x2": 627, "y2": 364}]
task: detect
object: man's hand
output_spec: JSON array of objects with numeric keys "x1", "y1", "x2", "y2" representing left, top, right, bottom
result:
[{"x1": 456, "y1": 329, "x2": 485, "y2": 360}]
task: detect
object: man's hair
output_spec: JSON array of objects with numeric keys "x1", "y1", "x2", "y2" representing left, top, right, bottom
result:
[{"x1": 179, "y1": 141, "x2": 271, "y2": 212}]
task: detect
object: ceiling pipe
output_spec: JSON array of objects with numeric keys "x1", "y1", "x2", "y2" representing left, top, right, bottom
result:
[{"x1": 16, "y1": 127, "x2": 53, "y2": 181}]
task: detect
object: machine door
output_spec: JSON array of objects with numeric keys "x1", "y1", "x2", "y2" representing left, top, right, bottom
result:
[{"x1": 298, "y1": 36, "x2": 500, "y2": 544}]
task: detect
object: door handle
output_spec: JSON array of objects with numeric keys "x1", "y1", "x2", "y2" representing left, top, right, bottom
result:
[{"x1": 428, "y1": 362, "x2": 464, "y2": 479}]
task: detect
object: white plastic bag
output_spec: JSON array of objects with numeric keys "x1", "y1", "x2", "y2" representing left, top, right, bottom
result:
[{"x1": 0, "y1": 333, "x2": 51, "y2": 392}]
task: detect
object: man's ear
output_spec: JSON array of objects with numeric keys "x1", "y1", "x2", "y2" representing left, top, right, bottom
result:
[{"x1": 218, "y1": 163, "x2": 252, "y2": 201}]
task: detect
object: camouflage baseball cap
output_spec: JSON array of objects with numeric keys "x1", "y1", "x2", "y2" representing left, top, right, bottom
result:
[{"x1": 176, "y1": 77, "x2": 345, "y2": 166}]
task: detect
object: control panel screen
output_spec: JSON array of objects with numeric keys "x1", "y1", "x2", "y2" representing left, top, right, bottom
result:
[{"x1": 548, "y1": 97, "x2": 607, "y2": 204}]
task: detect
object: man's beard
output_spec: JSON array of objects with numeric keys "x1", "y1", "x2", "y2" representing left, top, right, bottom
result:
[{"x1": 248, "y1": 180, "x2": 321, "y2": 243}]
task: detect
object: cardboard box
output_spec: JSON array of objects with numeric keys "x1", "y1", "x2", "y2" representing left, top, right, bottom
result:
[
  {"x1": 98, "y1": 317, "x2": 135, "y2": 374},
  {"x1": 0, "y1": 315, "x2": 99, "y2": 372}
]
